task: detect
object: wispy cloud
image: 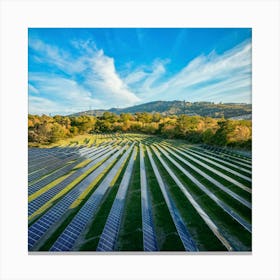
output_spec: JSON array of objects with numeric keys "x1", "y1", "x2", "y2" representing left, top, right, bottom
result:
[
  {"x1": 28, "y1": 74, "x2": 104, "y2": 114},
  {"x1": 29, "y1": 38, "x2": 140, "y2": 114},
  {"x1": 129, "y1": 39, "x2": 251, "y2": 103},
  {"x1": 141, "y1": 60, "x2": 167, "y2": 91},
  {"x1": 28, "y1": 83, "x2": 39, "y2": 94},
  {"x1": 29, "y1": 38, "x2": 77, "y2": 74},
  {"x1": 29, "y1": 96, "x2": 62, "y2": 115},
  {"x1": 123, "y1": 70, "x2": 148, "y2": 85}
]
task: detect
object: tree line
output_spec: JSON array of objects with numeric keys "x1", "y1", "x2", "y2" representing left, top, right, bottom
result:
[{"x1": 28, "y1": 112, "x2": 252, "y2": 148}]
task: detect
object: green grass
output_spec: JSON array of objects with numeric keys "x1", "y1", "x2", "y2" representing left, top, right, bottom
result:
[{"x1": 116, "y1": 148, "x2": 143, "y2": 251}]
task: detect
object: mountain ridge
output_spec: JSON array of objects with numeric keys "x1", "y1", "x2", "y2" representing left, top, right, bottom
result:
[{"x1": 69, "y1": 100, "x2": 252, "y2": 119}]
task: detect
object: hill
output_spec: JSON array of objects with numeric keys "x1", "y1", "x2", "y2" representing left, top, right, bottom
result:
[{"x1": 70, "y1": 100, "x2": 252, "y2": 119}]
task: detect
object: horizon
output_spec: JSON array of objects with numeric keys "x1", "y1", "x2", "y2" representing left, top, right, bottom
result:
[{"x1": 28, "y1": 28, "x2": 252, "y2": 115}]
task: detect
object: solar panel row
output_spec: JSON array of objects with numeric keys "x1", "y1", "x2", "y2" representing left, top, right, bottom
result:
[
  {"x1": 96, "y1": 147, "x2": 137, "y2": 251},
  {"x1": 193, "y1": 146, "x2": 252, "y2": 169},
  {"x1": 140, "y1": 144, "x2": 158, "y2": 251},
  {"x1": 182, "y1": 148, "x2": 251, "y2": 181},
  {"x1": 28, "y1": 137, "x2": 251, "y2": 252},
  {"x1": 28, "y1": 147, "x2": 62, "y2": 163},
  {"x1": 199, "y1": 145, "x2": 251, "y2": 164}
]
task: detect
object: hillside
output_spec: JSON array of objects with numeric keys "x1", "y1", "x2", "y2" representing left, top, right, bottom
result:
[{"x1": 70, "y1": 100, "x2": 252, "y2": 119}]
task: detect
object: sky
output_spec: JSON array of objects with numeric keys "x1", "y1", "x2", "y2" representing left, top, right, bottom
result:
[{"x1": 28, "y1": 28, "x2": 252, "y2": 115}]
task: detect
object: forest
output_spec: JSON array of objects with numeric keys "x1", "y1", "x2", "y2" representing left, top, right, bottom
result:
[{"x1": 28, "y1": 112, "x2": 252, "y2": 149}]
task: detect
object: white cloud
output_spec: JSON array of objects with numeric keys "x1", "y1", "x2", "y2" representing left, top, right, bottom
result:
[{"x1": 86, "y1": 50, "x2": 140, "y2": 107}]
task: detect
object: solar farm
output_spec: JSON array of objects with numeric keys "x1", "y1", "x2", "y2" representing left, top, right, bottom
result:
[{"x1": 28, "y1": 133, "x2": 252, "y2": 252}]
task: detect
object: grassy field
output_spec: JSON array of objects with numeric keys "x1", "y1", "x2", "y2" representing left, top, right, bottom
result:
[{"x1": 28, "y1": 133, "x2": 252, "y2": 252}]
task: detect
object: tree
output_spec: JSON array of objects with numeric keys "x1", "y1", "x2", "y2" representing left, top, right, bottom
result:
[
  {"x1": 202, "y1": 128, "x2": 215, "y2": 144},
  {"x1": 135, "y1": 112, "x2": 153, "y2": 123},
  {"x1": 28, "y1": 113, "x2": 251, "y2": 149},
  {"x1": 120, "y1": 113, "x2": 134, "y2": 122},
  {"x1": 71, "y1": 116, "x2": 96, "y2": 133},
  {"x1": 95, "y1": 119, "x2": 113, "y2": 132},
  {"x1": 53, "y1": 115, "x2": 71, "y2": 129},
  {"x1": 152, "y1": 112, "x2": 162, "y2": 122},
  {"x1": 50, "y1": 123, "x2": 66, "y2": 143},
  {"x1": 101, "y1": 112, "x2": 119, "y2": 123},
  {"x1": 212, "y1": 120, "x2": 235, "y2": 146}
]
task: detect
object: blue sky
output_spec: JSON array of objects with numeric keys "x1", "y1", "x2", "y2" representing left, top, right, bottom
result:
[{"x1": 28, "y1": 28, "x2": 252, "y2": 115}]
